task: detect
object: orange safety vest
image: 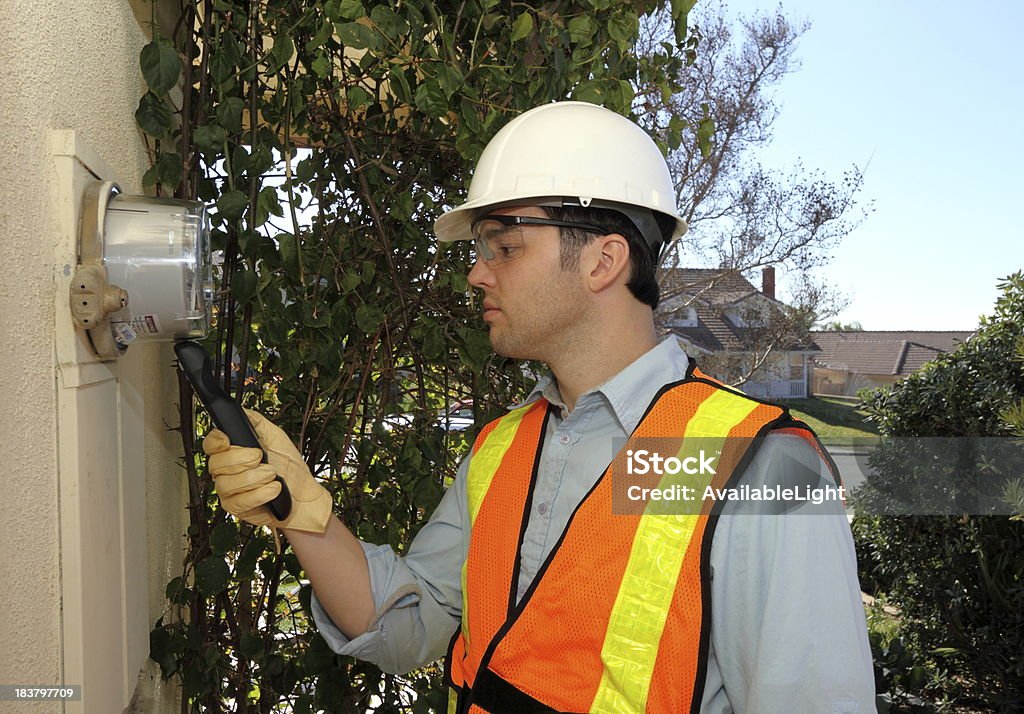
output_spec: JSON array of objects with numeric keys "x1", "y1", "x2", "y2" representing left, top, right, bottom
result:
[{"x1": 445, "y1": 368, "x2": 836, "y2": 713}]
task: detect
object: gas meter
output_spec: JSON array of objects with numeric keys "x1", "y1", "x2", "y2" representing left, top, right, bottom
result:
[{"x1": 70, "y1": 180, "x2": 213, "y2": 359}]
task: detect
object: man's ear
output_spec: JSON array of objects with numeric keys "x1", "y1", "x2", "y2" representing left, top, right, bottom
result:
[{"x1": 584, "y1": 233, "x2": 631, "y2": 292}]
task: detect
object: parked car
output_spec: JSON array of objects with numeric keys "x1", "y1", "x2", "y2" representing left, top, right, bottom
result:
[
  {"x1": 438, "y1": 400, "x2": 474, "y2": 431},
  {"x1": 379, "y1": 399, "x2": 475, "y2": 433}
]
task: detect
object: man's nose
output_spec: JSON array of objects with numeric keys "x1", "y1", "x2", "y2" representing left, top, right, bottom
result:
[{"x1": 468, "y1": 256, "x2": 494, "y2": 289}]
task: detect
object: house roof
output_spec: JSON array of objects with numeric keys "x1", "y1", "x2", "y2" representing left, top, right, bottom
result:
[
  {"x1": 669, "y1": 297, "x2": 743, "y2": 353},
  {"x1": 659, "y1": 268, "x2": 809, "y2": 353},
  {"x1": 808, "y1": 330, "x2": 974, "y2": 376},
  {"x1": 660, "y1": 268, "x2": 769, "y2": 307}
]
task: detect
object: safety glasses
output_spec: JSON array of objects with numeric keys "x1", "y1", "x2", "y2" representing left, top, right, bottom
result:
[{"x1": 470, "y1": 215, "x2": 607, "y2": 266}]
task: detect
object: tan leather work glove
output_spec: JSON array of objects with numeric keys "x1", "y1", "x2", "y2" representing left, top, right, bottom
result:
[{"x1": 202, "y1": 409, "x2": 332, "y2": 537}]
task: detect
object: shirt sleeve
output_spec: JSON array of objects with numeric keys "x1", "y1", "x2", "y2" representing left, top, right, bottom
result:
[
  {"x1": 704, "y1": 431, "x2": 876, "y2": 713},
  {"x1": 309, "y1": 457, "x2": 470, "y2": 674}
]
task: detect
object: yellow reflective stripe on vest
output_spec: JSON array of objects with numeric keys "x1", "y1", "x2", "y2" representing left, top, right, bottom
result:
[
  {"x1": 590, "y1": 390, "x2": 759, "y2": 713},
  {"x1": 460, "y1": 402, "x2": 536, "y2": 650},
  {"x1": 466, "y1": 403, "x2": 535, "y2": 522},
  {"x1": 684, "y1": 385, "x2": 762, "y2": 438}
]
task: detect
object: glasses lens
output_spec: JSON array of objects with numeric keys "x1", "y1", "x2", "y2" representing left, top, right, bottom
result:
[{"x1": 471, "y1": 219, "x2": 524, "y2": 265}]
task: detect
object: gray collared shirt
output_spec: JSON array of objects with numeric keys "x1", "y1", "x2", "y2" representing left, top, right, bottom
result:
[{"x1": 311, "y1": 338, "x2": 875, "y2": 712}]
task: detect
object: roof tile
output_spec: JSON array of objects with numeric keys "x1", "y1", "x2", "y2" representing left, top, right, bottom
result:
[{"x1": 808, "y1": 330, "x2": 973, "y2": 376}]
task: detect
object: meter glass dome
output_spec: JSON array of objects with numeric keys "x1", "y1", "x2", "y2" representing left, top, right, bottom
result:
[{"x1": 102, "y1": 194, "x2": 213, "y2": 347}]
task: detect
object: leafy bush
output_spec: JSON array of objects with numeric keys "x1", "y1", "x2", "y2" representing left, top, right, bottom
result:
[
  {"x1": 853, "y1": 273, "x2": 1024, "y2": 711},
  {"x1": 138, "y1": 0, "x2": 697, "y2": 711}
]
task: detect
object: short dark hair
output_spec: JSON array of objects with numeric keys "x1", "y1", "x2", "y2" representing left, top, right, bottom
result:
[{"x1": 546, "y1": 205, "x2": 669, "y2": 309}]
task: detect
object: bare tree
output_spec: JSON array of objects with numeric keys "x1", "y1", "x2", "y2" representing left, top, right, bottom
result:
[{"x1": 637, "y1": 2, "x2": 866, "y2": 387}]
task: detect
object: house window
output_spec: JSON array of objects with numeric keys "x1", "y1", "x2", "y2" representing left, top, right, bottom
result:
[
  {"x1": 674, "y1": 307, "x2": 698, "y2": 328},
  {"x1": 724, "y1": 309, "x2": 745, "y2": 327},
  {"x1": 789, "y1": 354, "x2": 804, "y2": 380}
]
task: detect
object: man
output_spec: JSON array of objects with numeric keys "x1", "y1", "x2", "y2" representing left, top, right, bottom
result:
[{"x1": 205, "y1": 101, "x2": 875, "y2": 712}]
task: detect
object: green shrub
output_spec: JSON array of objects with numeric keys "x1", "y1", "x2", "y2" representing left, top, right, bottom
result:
[
  {"x1": 853, "y1": 273, "x2": 1024, "y2": 711},
  {"x1": 139, "y1": 1, "x2": 696, "y2": 710}
]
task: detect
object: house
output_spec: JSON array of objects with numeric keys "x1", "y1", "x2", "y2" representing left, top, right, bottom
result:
[
  {"x1": 659, "y1": 266, "x2": 818, "y2": 399},
  {"x1": 809, "y1": 330, "x2": 974, "y2": 396}
]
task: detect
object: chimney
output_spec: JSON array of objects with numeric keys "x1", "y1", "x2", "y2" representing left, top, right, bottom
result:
[{"x1": 761, "y1": 266, "x2": 776, "y2": 300}]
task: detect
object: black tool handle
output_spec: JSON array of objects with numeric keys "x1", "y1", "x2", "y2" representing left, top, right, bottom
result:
[{"x1": 174, "y1": 340, "x2": 292, "y2": 520}]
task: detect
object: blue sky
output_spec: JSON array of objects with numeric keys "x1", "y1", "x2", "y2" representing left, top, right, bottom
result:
[{"x1": 714, "y1": 0, "x2": 1023, "y2": 330}]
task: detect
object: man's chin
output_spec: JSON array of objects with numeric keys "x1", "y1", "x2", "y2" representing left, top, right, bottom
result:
[
  {"x1": 488, "y1": 332, "x2": 523, "y2": 361},
  {"x1": 490, "y1": 341, "x2": 514, "y2": 359}
]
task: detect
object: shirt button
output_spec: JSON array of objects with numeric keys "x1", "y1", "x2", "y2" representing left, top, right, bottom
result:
[
  {"x1": 538, "y1": 502, "x2": 548, "y2": 515},
  {"x1": 559, "y1": 433, "x2": 570, "y2": 445}
]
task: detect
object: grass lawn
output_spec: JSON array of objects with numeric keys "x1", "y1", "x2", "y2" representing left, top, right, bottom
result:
[{"x1": 775, "y1": 396, "x2": 879, "y2": 445}]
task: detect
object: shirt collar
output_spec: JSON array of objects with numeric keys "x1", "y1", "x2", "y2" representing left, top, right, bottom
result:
[{"x1": 516, "y1": 337, "x2": 690, "y2": 434}]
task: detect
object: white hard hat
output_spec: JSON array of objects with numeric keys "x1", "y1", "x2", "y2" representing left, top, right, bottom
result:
[{"x1": 434, "y1": 101, "x2": 687, "y2": 253}]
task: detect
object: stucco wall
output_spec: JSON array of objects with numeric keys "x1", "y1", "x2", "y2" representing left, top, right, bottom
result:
[
  {"x1": 0, "y1": 1, "x2": 187, "y2": 711},
  {"x1": 813, "y1": 368, "x2": 899, "y2": 397}
]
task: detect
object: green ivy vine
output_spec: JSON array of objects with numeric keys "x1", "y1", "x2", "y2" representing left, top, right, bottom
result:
[{"x1": 138, "y1": 0, "x2": 695, "y2": 710}]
